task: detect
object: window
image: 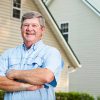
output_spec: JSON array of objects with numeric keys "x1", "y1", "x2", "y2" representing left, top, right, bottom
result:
[
  {"x1": 60, "y1": 23, "x2": 69, "y2": 42},
  {"x1": 61, "y1": 23, "x2": 68, "y2": 33},
  {"x1": 13, "y1": 0, "x2": 21, "y2": 8},
  {"x1": 12, "y1": 0, "x2": 21, "y2": 19}
]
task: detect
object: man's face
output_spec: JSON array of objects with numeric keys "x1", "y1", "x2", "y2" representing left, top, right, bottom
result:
[{"x1": 21, "y1": 18, "x2": 45, "y2": 44}]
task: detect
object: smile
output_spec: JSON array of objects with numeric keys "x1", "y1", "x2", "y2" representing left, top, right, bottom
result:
[{"x1": 26, "y1": 33, "x2": 36, "y2": 35}]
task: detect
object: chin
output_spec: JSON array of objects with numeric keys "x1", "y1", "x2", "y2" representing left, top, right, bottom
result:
[
  {"x1": 25, "y1": 37, "x2": 35, "y2": 41},
  {"x1": 25, "y1": 39, "x2": 36, "y2": 43}
]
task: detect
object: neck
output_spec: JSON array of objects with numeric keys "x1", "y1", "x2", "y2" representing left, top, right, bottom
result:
[
  {"x1": 24, "y1": 39, "x2": 41, "y2": 49},
  {"x1": 24, "y1": 42, "x2": 33, "y2": 49}
]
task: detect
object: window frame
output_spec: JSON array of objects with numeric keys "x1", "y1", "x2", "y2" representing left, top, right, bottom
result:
[
  {"x1": 60, "y1": 23, "x2": 68, "y2": 34},
  {"x1": 12, "y1": 0, "x2": 22, "y2": 20},
  {"x1": 60, "y1": 23, "x2": 69, "y2": 42}
]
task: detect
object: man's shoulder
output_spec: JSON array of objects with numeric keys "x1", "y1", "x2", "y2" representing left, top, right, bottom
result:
[
  {"x1": 44, "y1": 45, "x2": 60, "y2": 55},
  {"x1": 1, "y1": 45, "x2": 22, "y2": 56}
]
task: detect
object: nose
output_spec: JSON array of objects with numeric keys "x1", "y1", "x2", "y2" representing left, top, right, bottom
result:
[{"x1": 26, "y1": 25, "x2": 33, "y2": 31}]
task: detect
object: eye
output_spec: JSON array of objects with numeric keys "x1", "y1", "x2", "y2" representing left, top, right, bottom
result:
[
  {"x1": 32, "y1": 24, "x2": 36, "y2": 27},
  {"x1": 32, "y1": 24, "x2": 39, "y2": 28},
  {"x1": 23, "y1": 24, "x2": 29, "y2": 27}
]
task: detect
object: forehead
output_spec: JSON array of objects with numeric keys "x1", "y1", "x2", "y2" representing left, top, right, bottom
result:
[{"x1": 22, "y1": 18, "x2": 40, "y2": 24}]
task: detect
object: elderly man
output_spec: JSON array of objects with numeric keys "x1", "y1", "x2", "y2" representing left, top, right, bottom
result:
[{"x1": 0, "y1": 11, "x2": 64, "y2": 100}]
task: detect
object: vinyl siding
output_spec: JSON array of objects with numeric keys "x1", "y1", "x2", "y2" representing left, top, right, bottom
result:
[
  {"x1": 0, "y1": 0, "x2": 22, "y2": 53},
  {"x1": 0, "y1": 0, "x2": 69, "y2": 91},
  {"x1": 48, "y1": 0, "x2": 100, "y2": 97}
]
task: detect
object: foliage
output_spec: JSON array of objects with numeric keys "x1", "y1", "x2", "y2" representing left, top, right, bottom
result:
[
  {"x1": 56, "y1": 92, "x2": 94, "y2": 100},
  {"x1": 0, "y1": 90, "x2": 4, "y2": 100},
  {"x1": 97, "y1": 96, "x2": 100, "y2": 100}
]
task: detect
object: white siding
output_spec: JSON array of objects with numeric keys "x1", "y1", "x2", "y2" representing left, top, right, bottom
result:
[{"x1": 48, "y1": 0, "x2": 100, "y2": 97}]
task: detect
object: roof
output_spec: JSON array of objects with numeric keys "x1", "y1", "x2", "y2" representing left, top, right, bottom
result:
[{"x1": 33, "y1": 0, "x2": 81, "y2": 69}]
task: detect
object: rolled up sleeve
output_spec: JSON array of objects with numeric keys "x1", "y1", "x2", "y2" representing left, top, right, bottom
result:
[{"x1": 44, "y1": 48, "x2": 64, "y2": 87}]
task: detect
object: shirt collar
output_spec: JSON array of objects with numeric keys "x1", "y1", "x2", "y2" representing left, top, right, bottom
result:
[{"x1": 23, "y1": 40, "x2": 44, "y2": 51}]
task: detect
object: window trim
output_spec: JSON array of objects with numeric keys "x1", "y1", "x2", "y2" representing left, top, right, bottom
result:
[
  {"x1": 11, "y1": 0, "x2": 22, "y2": 20},
  {"x1": 60, "y1": 23, "x2": 69, "y2": 42}
]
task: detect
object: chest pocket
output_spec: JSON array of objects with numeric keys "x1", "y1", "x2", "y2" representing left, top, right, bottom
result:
[
  {"x1": 26, "y1": 57, "x2": 43, "y2": 69},
  {"x1": 8, "y1": 58, "x2": 20, "y2": 69}
]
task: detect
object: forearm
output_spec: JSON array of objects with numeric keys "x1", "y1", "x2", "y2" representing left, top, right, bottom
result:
[
  {"x1": 12, "y1": 70, "x2": 45, "y2": 85},
  {"x1": 0, "y1": 76, "x2": 24, "y2": 92},
  {"x1": 6, "y1": 68, "x2": 54, "y2": 85},
  {"x1": 0, "y1": 76, "x2": 42, "y2": 92}
]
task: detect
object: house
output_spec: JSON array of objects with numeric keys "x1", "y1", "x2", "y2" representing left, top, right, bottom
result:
[
  {"x1": 0, "y1": 0, "x2": 80, "y2": 92},
  {"x1": 45, "y1": 0, "x2": 100, "y2": 97}
]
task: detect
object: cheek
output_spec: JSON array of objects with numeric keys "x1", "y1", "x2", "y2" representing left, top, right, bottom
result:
[
  {"x1": 21, "y1": 27, "x2": 26, "y2": 32},
  {"x1": 37, "y1": 33, "x2": 43, "y2": 38}
]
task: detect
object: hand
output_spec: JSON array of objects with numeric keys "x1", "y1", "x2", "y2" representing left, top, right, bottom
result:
[
  {"x1": 20, "y1": 83, "x2": 43, "y2": 91},
  {"x1": 26, "y1": 85, "x2": 43, "y2": 91},
  {"x1": 6, "y1": 69, "x2": 17, "y2": 80}
]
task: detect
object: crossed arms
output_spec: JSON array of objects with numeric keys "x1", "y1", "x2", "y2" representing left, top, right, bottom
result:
[{"x1": 0, "y1": 68, "x2": 54, "y2": 92}]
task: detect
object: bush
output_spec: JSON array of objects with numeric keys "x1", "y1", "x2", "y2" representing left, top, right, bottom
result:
[
  {"x1": 97, "y1": 96, "x2": 100, "y2": 100},
  {"x1": 55, "y1": 92, "x2": 94, "y2": 100},
  {"x1": 0, "y1": 90, "x2": 4, "y2": 100}
]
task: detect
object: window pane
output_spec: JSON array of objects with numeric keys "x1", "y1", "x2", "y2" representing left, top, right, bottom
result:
[
  {"x1": 61, "y1": 23, "x2": 68, "y2": 33},
  {"x1": 13, "y1": 9, "x2": 20, "y2": 19},
  {"x1": 13, "y1": 0, "x2": 21, "y2": 8},
  {"x1": 60, "y1": 23, "x2": 69, "y2": 42}
]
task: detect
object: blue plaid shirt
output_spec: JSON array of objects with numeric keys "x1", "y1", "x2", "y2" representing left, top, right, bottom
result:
[{"x1": 0, "y1": 40, "x2": 64, "y2": 100}]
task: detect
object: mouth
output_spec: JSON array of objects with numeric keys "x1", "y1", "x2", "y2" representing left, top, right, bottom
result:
[{"x1": 26, "y1": 32, "x2": 36, "y2": 35}]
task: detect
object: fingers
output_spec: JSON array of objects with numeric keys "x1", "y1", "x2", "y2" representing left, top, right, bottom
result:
[
  {"x1": 19, "y1": 83, "x2": 43, "y2": 91},
  {"x1": 26, "y1": 85, "x2": 43, "y2": 91}
]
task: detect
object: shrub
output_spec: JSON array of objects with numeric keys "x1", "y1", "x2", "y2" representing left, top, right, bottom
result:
[
  {"x1": 55, "y1": 92, "x2": 94, "y2": 100},
  {"x1": 97, "y1": 96, "x2": 100, "y2": 100},
  {"x1": 0, "y1": 90, "x2": 4, "y2": 100}
]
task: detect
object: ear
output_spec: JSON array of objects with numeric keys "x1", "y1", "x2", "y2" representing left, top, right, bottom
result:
[
  {"x1": 40, "y1": 27, "x2": 45, "y2": 38},
  {"x1": 41, "y1": 26, "x2": 45, "y2": 34}
]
